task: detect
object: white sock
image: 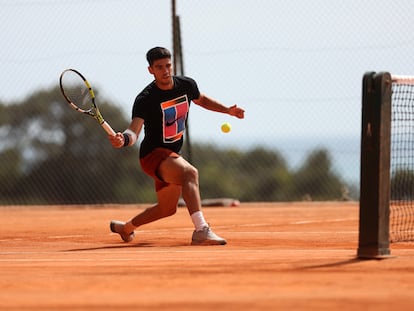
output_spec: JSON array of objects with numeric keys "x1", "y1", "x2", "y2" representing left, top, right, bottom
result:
[{"x1": 191, "y1": 211, "x2": 208, "y2": 231}]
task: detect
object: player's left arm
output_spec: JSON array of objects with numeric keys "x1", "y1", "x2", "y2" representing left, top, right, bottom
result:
[{"x1": 193, "y1": 93, "x2": 245, "y2": 119}]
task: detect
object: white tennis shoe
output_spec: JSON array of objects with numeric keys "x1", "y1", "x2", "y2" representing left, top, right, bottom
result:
[
  {"x1": 191, "y1": 226, "x2": 227, "y2": 245},
  {"x1": 110, "y1": 220, "x2": 135, "y2": 243}
]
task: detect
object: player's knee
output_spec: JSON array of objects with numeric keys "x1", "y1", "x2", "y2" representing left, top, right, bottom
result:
[
  {"x1": 165, "y1": 206, "x2": 177, "y2": 217},
  {"x1": 183, "y1": 166, "x2": 199, "y2": 185},
  {"x1": 159, "y1": 203, "x2": 177, "y2": 218}
]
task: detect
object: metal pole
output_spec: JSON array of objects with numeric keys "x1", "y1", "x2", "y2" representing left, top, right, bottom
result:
[{"x1": 172, "y1": 0, "x2": 177, "y2": 74}]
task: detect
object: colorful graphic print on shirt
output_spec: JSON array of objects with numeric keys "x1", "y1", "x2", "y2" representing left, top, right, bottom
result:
[{"x1": 161, "y1": 95, "x2": 189, "y2": 143}]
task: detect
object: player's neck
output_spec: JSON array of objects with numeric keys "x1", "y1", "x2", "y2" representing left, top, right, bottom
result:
[{"x1": 155, "y1": 77, "x2": 174, "y2": 90}]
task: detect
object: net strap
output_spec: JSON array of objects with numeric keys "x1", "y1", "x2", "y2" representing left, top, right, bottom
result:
[{"x1": 392, "y1": 75, "x2": 414, "y2": 85}]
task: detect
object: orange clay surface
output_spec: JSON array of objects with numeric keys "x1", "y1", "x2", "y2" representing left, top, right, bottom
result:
[{"x1": 1, "y1": 202, "x2": 414, "y2": 311}]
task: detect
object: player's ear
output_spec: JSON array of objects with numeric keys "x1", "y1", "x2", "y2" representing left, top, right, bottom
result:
[{"x1": 148, "y1": 66, "x2": 154, "y2": 74}]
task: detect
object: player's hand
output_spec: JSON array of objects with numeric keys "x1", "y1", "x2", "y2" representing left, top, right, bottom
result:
[
  {"x1": 228, "y1": 105, "x2": 245, "y2": 119},
  {"x1": 109, "y1": 132, "x2": 125, "y2": 148}
]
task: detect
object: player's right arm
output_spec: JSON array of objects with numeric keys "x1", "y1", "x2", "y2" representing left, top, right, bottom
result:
[{"x1": 109, "y1": 117, "x2": 144, "y2": 148}]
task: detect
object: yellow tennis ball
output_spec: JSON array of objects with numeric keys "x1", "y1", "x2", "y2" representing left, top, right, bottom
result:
[{"x1": 221, "y1": 122, "x2": 231, "y2": 133}]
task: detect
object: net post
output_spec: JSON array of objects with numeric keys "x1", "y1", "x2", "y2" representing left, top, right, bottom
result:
[{"x1": 357, "y1": 72, "x2": 392, "y2": 259}]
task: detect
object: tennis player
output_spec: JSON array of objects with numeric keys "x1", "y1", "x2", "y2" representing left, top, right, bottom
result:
[{"x1": 109, "y1": 47, "x2": 245, "y2": 245}]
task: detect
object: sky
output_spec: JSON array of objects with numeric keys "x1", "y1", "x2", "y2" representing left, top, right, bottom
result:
[{"x1": 1, "y1": 0, "x2": 414, "y2": 156}]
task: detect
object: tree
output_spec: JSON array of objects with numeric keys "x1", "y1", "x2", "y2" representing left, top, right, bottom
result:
[
  {"x1": 0, "y1": 87, "x2": 153, "y2": 204},
  {"x1": 290, "y1": 149, "x2": 344, "y2": 201}
]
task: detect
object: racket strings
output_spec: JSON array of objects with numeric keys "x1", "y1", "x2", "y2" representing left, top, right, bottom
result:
[
  {"x1": 59, "y1": 68, "x2": 115, "y2": 135},
  {"x1": 62, "y1": 72, "x2": 93, "y2": 110}
]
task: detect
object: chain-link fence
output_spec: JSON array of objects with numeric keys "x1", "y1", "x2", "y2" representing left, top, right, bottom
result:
[{"x1": 1, "y1": 0, "x2": 414, "y2": 204}]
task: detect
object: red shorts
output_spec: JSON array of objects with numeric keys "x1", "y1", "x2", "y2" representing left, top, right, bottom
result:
[{"x1": 140, "y1": 148, "x2": 180, "y2": 192}]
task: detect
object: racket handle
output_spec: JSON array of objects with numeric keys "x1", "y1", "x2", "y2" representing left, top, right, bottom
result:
[{"x1": 101, "y1": 121, "x2": 116, "y2": 136}]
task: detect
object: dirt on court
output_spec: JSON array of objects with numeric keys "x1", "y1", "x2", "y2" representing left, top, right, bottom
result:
[{"x1": 1, "y1": 202, "x2": 414, "y2": 311}]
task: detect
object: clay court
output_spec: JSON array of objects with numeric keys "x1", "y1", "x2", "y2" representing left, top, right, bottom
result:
[{"x1": 1, "y1": 202, "x2": 413, "y2": 310}]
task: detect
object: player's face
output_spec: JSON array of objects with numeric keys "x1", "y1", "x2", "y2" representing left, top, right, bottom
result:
[{"x1": 148, "y1": 58, "x2": 173, "y2": 90}]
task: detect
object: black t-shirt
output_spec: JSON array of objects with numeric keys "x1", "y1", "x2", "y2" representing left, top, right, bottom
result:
[{"x1": 132, "y1": 76, "x2": 200, "y2": 158}]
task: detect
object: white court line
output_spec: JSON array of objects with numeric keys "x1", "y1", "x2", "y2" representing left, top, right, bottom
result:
[
  {"x1": 48, "y1": 235, "x2": 86, "y2": 239},
  {"x1": 0, "y1": 236, "x2": 87, "y2": 242},
  {"x1": 0, "y1": 238, "x2": 23, "y2": 242},
  {"x1": 228, "y1": 231, "x2": 358, "y2": 234},
  {"x1": 291, "y1": 218, "x2": 356, "y2": 225}
]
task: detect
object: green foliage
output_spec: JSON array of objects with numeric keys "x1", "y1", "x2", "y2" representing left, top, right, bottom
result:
[
  {"x1": 0, "y1": 87, "x2": 151, "y2": 204},
  {"x1": 194, "y1": 145, "x2": 346, "y2": 202},
  {"x1": 0, "y1": 87, "x2": 351, "y2": 204},
  {"x1": 289, "y1": 149, "x2": 344, "y2": 200}
]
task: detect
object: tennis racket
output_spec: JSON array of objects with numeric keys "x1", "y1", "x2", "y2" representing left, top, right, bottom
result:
[{"x1": 59, "y1": 68, "x2": 116, "y2": 136}]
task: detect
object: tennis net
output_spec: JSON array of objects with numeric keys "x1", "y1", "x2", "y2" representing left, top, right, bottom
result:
[
  {"x1": 390, "y1": 75, "x2": 414, "y2": 242},
  {"x1": 358, "y1": 72, "x2": 414, "y2": 258}
]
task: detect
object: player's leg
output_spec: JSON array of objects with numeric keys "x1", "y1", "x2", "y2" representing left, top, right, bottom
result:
[
  {"x1": 158, "y1": 156, "x2": 227, "y2": 245},
  {"x1": 110, "y1": 184, "x2": 181, "y2": 241},
  {"x1": 157, "y1": 155, "x2": 202, "y2": 215},
  {"x1": 110, "y1": 149, "x2": 182, "y2": 242},
  {"x1": 129, "y1": 183, "x2": 181, "y2": 227},
  {"x1": 110, "y1": 150, "x2": 226, "y2": 244}
]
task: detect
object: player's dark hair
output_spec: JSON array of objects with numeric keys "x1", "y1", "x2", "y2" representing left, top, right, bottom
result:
[{"x1": 146, "y1": 47, "x2": 171, "y2": 66}]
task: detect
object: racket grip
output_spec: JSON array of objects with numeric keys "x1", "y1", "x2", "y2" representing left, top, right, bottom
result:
[{"x1": 101, "y1": 121, "x2": 116, "y2": 136}]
